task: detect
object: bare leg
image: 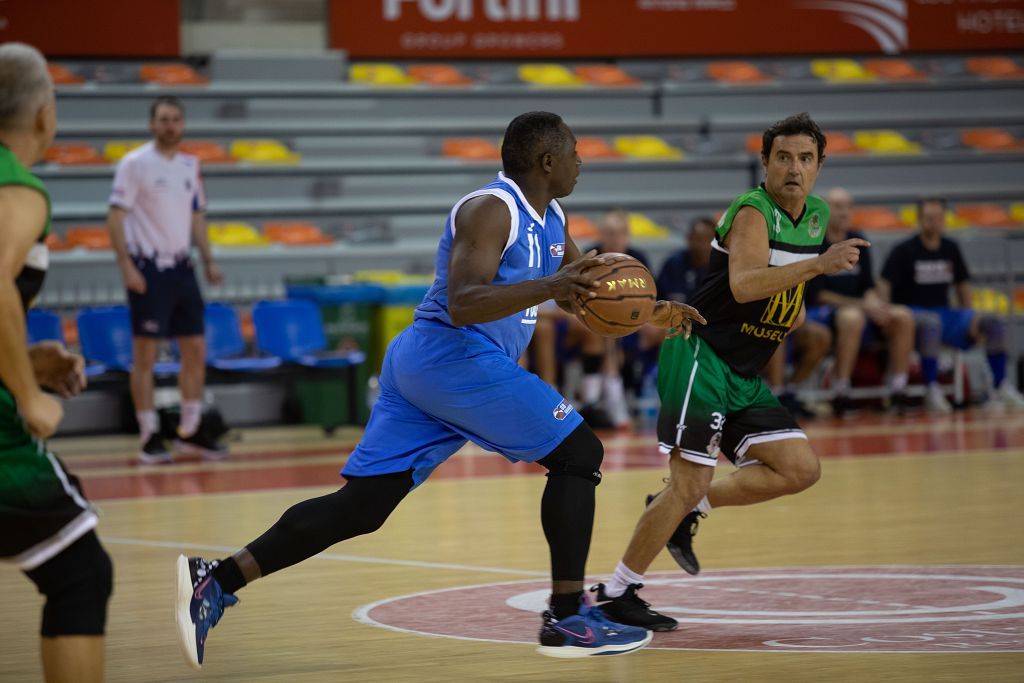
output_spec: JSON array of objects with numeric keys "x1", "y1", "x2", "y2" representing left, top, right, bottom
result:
[
  {"x1": 766, "y1": 344, "x2": 786, "y2": 389},
  {"x1": 130, "y1": 336, "x2": 159, "y2": 412},
  {"x1": 706, "y1": 438, "x2": 820, "y2": 508},
  {"x1": 531, "y1": 312, "x2": 559, "y2": 387},
  {"x1": 883, "y1": 305, "x2": 914, "y2": 377},
  {"x1": 620, "y1": 454, "x2": 714, "y2": 574},
  {"x1": 41, "y1": 636, "x2": 104, "y2": 683},
  {"x1": 833, "y1": 306, "x2": 866, "y2": 385},
  {"x1": 176, "y1": 335, "x2": 206, "y2": 401},
  {"x1": 791, "y1": 321, "x2": 832, "y2": 384}
]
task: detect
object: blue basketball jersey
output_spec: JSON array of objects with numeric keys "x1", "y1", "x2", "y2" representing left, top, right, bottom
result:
[{"x1": 414, "y1": 172, "x2": 567, "y2": 360}]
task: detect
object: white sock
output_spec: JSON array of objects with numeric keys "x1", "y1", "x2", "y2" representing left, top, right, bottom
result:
[
  {"x1": 833, "y1": 378, "x2": 850, "y2": 394},
  {"x1": 695, "y1": 496, "x2": 712, "y2": 514},
  {"x1": 137, "y1": 409, "x2": 158, "y2": 443},
  {"x1": 580, "y1": 375, "x2": 602, "y2": 405},
  {"x1": 604, "y1": 561, "x2": 645, "y2": 599},
  {"x1": 890, "y1": 373, "x2": 908, "y2": 391},
  {"x1": 179, "y1": 400, "x2": 203, "y2": 438}
]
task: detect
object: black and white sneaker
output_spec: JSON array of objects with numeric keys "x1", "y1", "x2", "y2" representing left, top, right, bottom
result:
[
  {"x1": 175, "y1": 430, "x2": 229, "y2": 461},
  {"x1": 646, "y1": 493, "x2": 705, "y2": 575},
  {"x1": 138, "y1": 433, "x2": 173, "y2": 465},
  {"x1": 591, "y1": 583, "x2": 678, "y2": 632}
]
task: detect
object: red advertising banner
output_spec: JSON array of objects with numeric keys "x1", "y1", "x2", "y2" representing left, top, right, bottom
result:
[
  {"x1": 0, "y1": 0, "x2": 180, "y2": 57},
  {"x1": 330, "y1": 0, "x2": 1024, "y2": 58}
]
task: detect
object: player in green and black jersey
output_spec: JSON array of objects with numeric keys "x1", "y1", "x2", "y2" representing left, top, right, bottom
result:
[
  {"x1": 0, "y1": 43, "x2": 112, "y2": 682},
  {"x1": 593, "y1": 113, "x2": 870, "y2": 630}
]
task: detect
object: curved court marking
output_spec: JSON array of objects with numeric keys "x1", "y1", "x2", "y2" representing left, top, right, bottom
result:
[{"x1": 355, "y1": 566, "x2": 1024, "y2": 653}]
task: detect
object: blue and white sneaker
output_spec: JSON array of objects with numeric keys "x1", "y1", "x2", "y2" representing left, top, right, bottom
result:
[
  {"x1": 175, "y1": 555, "x2": 238, "y2": 670},
  {"x1": 537, "y1": 601, "x2": 653, "y2": 658}
]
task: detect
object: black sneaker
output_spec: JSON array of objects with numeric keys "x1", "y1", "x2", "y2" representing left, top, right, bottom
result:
[
  {"x1": 886, "y1": 391, "x2": 911, "y2": 416},
  {"x1": 831, "y1": 393, "x2": 856, "y2": 418},
  {"x1": 175, "y1": 430, "x2": 229, "y2": 461},
  {"x1": 779, "y1": 391, "x2": 816, "y2": 419},
  {"x1": 591, "y1": 583, "x2": 678, "y2": 632},
  {"x1": 646, "y1": 494, "x2": 704, "y2": 575},
  {"x1": 138, "y1": 433, "x2": 173, "y2": 464}
]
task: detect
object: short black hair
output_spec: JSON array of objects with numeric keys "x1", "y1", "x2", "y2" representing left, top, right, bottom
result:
[
  {"x1": 150, "y1": 95, "x2": 184, "y2": 120},
  {"x1": 761, "y1": 112, "x2": 826, "y2": 162},
  {"x1": 916, "y1": 196, "x2": 948, "y2": 215},
  {"x1": 501, "y1": 111, "x2": 569, "y2": 175}
]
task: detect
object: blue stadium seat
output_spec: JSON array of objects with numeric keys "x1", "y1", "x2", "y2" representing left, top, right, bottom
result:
[
  {"x1": 77, "y1": 306, "x2": 180, "y2": 375},
  {"x1": 26, "y1": 309, "x2": 63, "y2": 344},
  {"x1": 252, "y1": 299, "x2": 364, "y2": 368},
  {"x1": 204, "y1": 302, "x2": 282, "y2": 371},
  {"x1": 28, "y1": 308, "x2": 107, "y2": 377}
]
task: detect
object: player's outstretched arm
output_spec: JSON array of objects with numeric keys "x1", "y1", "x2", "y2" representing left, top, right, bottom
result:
[
  {"x1": 0, "y1": 186, "x2": 63, "y2": 438},
  {"x1": 727, "y1": 206, "x2": 869, "y2": 303},
  {"x1": 447, "y1": 196, "x2": 612, "y2": 327}
]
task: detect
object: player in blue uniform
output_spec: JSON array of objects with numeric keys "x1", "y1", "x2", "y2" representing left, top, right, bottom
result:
[{"x1": 173, "y1": 112, "x2": 703, "y2": 667}]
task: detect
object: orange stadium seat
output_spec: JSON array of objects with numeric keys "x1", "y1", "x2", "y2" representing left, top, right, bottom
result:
[
  {"x1": 864, "y1": 59, "x2": 926, "y2": 81},
  {"x1": 44, "y1": 233, "x2": 69, "y2": 251},
  {"x1": 966, "y1": 57, "x2": 1024, "y2": 79},
  {"x1": 575, "y1": 137, "x2": 622, "y2": 160},
  {"x1": 568, "y1": 214, "x2": 599, "y2": 240},
  {"x1": 574, "y1": 65, "x2": 638, "y2": 86},
  {"x1": 745, "y1": 133, "x2": 762, "y2": 155},
  {"x1": 139, "y1": 63, "x2": 208, "y2": 86},
  {"x1": 263, "y1": 221, "x2": 334, "y2": 246},
  {"x1": 823, "y1": 131, "x2": 863, "y2": 155},
  {"x1": 407, "y1": 64, "x2": 472, "y2": 86},
  {"x1": 179, "y1": 140, "x2": 236, "y2": 164},
  {"x1": 64, "y1": 226, "x2": 112, "y2": 250},
  {"x1": 851, "y1": 206, "x2": 904, "y2": 231},
  {"x1": 955, "y1": 204, "x2": 1017, "y2": 228},
  {"x1": 47, "y1": 63, "x2": 84, "y2": 85},
  {"x1": 707, "y1": 61, "x2": 772, "y2": 84},
  {"x1": 961, "y1": 128, "x2": 1024, "y2": 152},
  {"x1": 44, "y1": 143, "x2": 106, "y2": 166},
  {"x1": 442, "y1": 138, "x2": 502, "y2": 161},
  {"x1": 62, "y1": 318, "x2": 79, "y2": 349}
]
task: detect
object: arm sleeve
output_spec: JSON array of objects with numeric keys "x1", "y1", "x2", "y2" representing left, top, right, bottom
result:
[
  {"x1": 192, "y1": 165, "x2": 207, "y2": 212},
  {"x1": 951, "y1": 242, "x2": 970, "y2": 283},
  {"x1": 857, "y1": 243, "x2": 875, "y2": 295},
  {"x1": 109, "y1": 157, "x2": 138, "y2": 210},
  {"x1": 880, "y1": 243, "x2": 904, "y2": 288}
]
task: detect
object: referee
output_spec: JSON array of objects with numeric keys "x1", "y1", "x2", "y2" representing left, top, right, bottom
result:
[{"x1": 107, "y1": 96, "x2": 226, "y2": 463}]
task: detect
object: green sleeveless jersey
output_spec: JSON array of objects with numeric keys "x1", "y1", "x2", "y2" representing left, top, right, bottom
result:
[
  {"x1": 689, "y1": 184, "x2": 829, "y2": 377},
  {"x1": 0, "y1": 145, "x2": 51, "y2": 407}
]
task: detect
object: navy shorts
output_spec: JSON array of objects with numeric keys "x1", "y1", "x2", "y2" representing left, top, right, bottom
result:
[
  {"x1": 127, "y1": 256, "x2": 204, "y2": 338},
  {"x1": 342, "y1": 321, "x2": 583, "y2": 488}
]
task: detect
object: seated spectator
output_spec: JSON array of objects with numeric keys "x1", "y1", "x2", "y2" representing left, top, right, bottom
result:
[
  {"x1": 656, "y1": 215, "x2": 715, "y2": 304},
  {"x1": 765, "y1": 313, "x2": 832, "y2": 419},
  {"x1": 877, "y1": 197, "x2": 1024, "y2": 412},
  {"x1": 807, "y1": 188, "x2": 916, "y2": 416},
  {"x1": 576, "y1": 208, "x2": 653, "y2": 427}
]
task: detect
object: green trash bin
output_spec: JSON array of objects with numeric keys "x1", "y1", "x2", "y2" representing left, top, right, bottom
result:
[{"x1": 286, "y1": 284, "x2": 387, "y2": 427}]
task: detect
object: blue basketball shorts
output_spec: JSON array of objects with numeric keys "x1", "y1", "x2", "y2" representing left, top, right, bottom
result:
[
  {"x1": 341, "y1": 321, "x2": 583, "y2": 488},
  {"x1": 126, "y1": 256, "x2": 204, "y2": 338},
  {"x1": 910, "y1": 306, "x2": 975, "y2": 350}
]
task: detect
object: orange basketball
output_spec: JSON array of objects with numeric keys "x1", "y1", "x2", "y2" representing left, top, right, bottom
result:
[{"x1": 574, "y1": 254, "x2": 657, "y2": 337}]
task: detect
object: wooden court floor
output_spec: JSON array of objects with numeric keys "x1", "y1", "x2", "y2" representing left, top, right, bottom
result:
[{"x1": 2, "y1": 410, "x2": 1023, "y2": 682}]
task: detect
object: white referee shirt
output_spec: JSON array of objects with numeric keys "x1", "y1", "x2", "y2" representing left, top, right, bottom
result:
[{"x1": 109, "y1": 141, "x2": 206, "y2": 263}]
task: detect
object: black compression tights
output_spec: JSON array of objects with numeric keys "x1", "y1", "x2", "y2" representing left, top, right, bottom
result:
[{"x1": 245, "y1": 470, "x2": 414, "y2": 577}]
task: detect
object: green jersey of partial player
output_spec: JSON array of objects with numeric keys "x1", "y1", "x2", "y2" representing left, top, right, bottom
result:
[
  {"x1": 689, "y1": 184, "x2": 829, "y2": 377},
  {"x1": 0, "y1": 144, "x2": 52, "y2": 405}
]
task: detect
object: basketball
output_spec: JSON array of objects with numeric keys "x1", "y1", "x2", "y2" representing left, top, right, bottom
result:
[{"x1": 574, "y1": 254, "x2": 657, "y2": 337}]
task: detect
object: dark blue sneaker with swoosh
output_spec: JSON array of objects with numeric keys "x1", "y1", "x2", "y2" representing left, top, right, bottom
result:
[
  {"x1": 175, "y1": 555, "x2": 238, "y2": 670},
  {"x1": 536, "y1": 601, "x2": 652, "y2": 658}
]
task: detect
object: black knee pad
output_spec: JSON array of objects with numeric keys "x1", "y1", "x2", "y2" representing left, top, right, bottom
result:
[
  {"x1": 539, "y1": 423, "x2": 604, "y2": 485},
  {"x1": 25, "y1": 531, "x2": 113, "y2": 637}
]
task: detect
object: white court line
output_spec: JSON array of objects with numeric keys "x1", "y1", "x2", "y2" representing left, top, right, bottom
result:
[{"x1": 102, "y1": 536, "x2": 547, "y2": 577}]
